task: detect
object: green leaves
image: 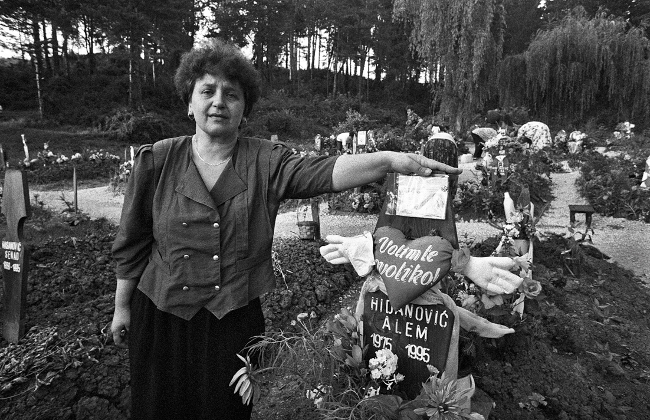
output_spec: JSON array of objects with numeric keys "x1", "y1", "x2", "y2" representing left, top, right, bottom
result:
[
  {"x1": 576, "y1": 150, "x2": 650, "y2": 222},
  {"x1": 229, "y1": 353, "x2": 261, "y2": 406}
]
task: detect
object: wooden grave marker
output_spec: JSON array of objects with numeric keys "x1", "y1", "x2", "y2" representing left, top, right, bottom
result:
[
  {"x1": 1, "y1": 169, "x2": 31, "y2": 343},
  {"x1": 362, "y1": 135, "x2": 459, "y2": 398},
  {"x1": 0, "y1": 144, "x2": 5, "y2": 170}
]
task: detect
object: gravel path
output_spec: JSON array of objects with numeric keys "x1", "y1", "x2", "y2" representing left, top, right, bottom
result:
[
  {"x1": 30, "y1": 162, "x2": 649, "y2": 282},
  {"x1": 537, "y1": 170, "x2": 650, "y2": 281}
]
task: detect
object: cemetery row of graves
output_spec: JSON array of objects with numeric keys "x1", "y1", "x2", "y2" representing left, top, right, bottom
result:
[{"x1": 1, "y1": 113, "x2": 650, "y2": 419}]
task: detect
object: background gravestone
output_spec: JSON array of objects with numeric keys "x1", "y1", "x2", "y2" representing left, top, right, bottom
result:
[{"x1": 2, "y1": 169, "x2": 31, "y2": 343}]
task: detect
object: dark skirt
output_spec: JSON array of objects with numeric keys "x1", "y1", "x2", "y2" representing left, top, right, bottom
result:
[{"x1": 129, "y1": 288, "x2": 265, "y2": 420}]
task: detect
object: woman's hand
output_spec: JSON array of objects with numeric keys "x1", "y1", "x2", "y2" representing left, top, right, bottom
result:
[
  {"x1": 332, "y1": 151, "x2": 462, "y2": 191},
  {"x1": 389, "y1": 152, "x2": 462, "y2": 177},
  {"x1": 111, "y1": 305, "x2": 131, "y2": 348},
  {"x1": 461, "y1": 256, "x2": 523, "y2": 295}
]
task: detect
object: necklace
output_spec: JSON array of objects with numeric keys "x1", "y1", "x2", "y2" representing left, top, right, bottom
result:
[{"x1": 193, "y1": 136, "x2": 232, "y2": 167}]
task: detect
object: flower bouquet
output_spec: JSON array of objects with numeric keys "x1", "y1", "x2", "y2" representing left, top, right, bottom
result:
[{"x1": 482, "y1": 188, "x2": 542, "y2": 318}]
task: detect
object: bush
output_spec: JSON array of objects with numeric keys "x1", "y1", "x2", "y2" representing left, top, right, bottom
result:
[
  {"x1": 264, "y1": 109, "x2": 302, "y2": 138},
  {"x1": 311, "y1": 95, "x2": 362, "y2": 129},
  {"x1": 24, "y1": 160, "x2": 118, "y2": 185},
  {"x1": 576, "y1": 150, "x2": 650, "y2": 222},
  {"x1": 372, "y1": 125, "x2": 419, "y2": 152},
  {"x1": 99, "y1": 107, "x2": 179, "y2": 143},
  {"x1": 42, "y1": 74, "x2": 128, "y2": 126},
  {"x1": 332, "y1": 109, "x2": 371, "y2": 134},
  {"x1": 327, "y1": 183, "x2": 384, "y2": 214},
  {"x1": 0, "y1": 62, "x2": 37, "y2": 110},
  {"x1": 454, "y1": 149, "x2": 553, "y2": 220}
]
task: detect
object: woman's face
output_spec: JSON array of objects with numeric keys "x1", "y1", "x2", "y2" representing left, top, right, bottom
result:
[{"x1": 189, "y1": 72, "x2": 246, "y2": 142}]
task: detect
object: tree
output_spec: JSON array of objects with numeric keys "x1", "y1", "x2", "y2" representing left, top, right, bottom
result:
[
  {"x1": 205, "y1": 0, "x2": 290, "y2": 86},
  {"x1": 500, "y1": 8, "x2": 650, "y2": 122},
  {"x1": 371, "y1": 0, "x2": 420, "y2": 90},
  {"x1": 543, "y1": 0, "x2": 650, "y2": 27},
  {"x1": 393, "y1": 0, "x2": 506, "y2": 131},
  {"x1": 503, "y1": 0, "x2": 542, "y2": 56}
]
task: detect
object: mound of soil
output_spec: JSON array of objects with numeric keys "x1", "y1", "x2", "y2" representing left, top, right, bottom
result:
[{"x1": 1, "y1": 219, "x2": 650, "y2": 419}]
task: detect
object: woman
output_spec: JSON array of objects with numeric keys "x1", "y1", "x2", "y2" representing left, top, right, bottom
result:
[
  {"x1": 470, "y1": 126, "x2": 497, "y2": 160},
  {"x1": 110, "y1": 39, "x2": 461, "y2": 420},
  {"x1": 517, "y1": 121, "x2": 552, "y2": 150}
]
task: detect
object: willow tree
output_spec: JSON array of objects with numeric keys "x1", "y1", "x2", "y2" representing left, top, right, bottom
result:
[
  {"x1": 500, "y1": 9, "x2": 650, "y2": 122},
  {"x1": 393, "y1": 0, "x2": 506, "y2": 131}
]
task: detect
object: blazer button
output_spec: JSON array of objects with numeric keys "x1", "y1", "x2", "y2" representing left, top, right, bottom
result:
[
  {"x1": 182, "y1": 222, "x2": 188, "y2": 227},
  {"x1": 182, "y1": 286, "x2": 189, "y2": 291},
  {"x1": 214, "y1": 285, "x2": 220, "y2": 291},
  {"x1": 183, "y1": 254, "x2": 190, "y2": 259},
  {"x1": 213, "y1": 255, "x2": 219, "y2": 261},
  {"x1": 213, "y1": 222, "x2": 219, "y2": 228}
]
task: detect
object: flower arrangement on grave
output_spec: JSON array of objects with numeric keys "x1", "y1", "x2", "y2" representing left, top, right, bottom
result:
[
  {"x1": 482, "y1": 134, "x2": 527, "y2": 173},
  {"x1": 230, "y1": 305, "x2": 484, "y2": 419},
  {"x1": 18, "y1": 139, "x2": 121, "y2": 170},
  {"x1": 231, "y1": 223, "x2": 531, "y2": 419},
  {"x1": 614, "y1": 121, "x2": 635, "y2": 140},
  {"x1": 110, "y1": 160, "x2": 133, "y2": 193},
  {"x1": 479, "y1": 186, "x2": 542, "y2": 316},
  {"x1": 349, "y1": 191, "x2": 381, "y2": 213}
]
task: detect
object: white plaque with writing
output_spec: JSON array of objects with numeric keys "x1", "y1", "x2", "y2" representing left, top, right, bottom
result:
[{"x1": 386, "y1": 174, "x2": 448, "y2": 220}]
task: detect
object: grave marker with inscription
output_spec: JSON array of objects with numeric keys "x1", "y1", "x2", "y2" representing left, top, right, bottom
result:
[
  {"x1": 358, "y1": 134, "x2": 462, "y2": 398},
  {"x1": 320, "y1": 133, "x2": 507, "y2": 415},
  {"x1": 1, "y1": 169, "x2": 31, "y2": 343},
  {"x1": 362, "y1": 288, "x2": 455, "y2": 397}
]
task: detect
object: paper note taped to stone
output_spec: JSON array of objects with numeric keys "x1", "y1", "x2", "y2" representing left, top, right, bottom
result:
[{"x1": 385, "y1": 174, "x2": 448, "y2": 219}]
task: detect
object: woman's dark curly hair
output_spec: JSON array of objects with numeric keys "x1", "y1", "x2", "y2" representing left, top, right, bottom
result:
[{"x1": 174, "y1": 39, "x2": 261, "y2": 117}]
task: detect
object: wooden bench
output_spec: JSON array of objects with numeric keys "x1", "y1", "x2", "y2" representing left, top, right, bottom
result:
[{"x1": 569, "y1": 204, "x2": 595, "y2": 229}]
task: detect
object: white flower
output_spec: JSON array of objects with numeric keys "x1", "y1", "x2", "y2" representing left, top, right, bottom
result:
[
  {"x1": 484, "y1": 137, "x2": 499, "y2": 148},
  {"x1": 306, "y1": 385, "x2": 330, "y2": 407},
  {"x1": 369, "y1": 349, "x2": 399, "y2": 381},
  {"x1": 510, "y1": 211, "x2": 524, "y2": 223},
  {"x1": 365, "y1": 386, "x2": 380, "y2": 398}
]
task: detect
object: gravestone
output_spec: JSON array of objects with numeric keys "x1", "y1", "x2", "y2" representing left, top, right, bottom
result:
[
  {"x1": 362, "y1": 135, "x2": 460, "y2": 398},
  {"x1": 354, "y1": 131, "x2": 368, "y2": 154},
  {"x1": 641, "y1": 154, "x2": 650, "y2": 189},
  {"x1": 1, "y1": 169, "x2": 31, "y2": 343},
  {"x1": 362, "y1": 288, "x2": 454, "y2": 398}
]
